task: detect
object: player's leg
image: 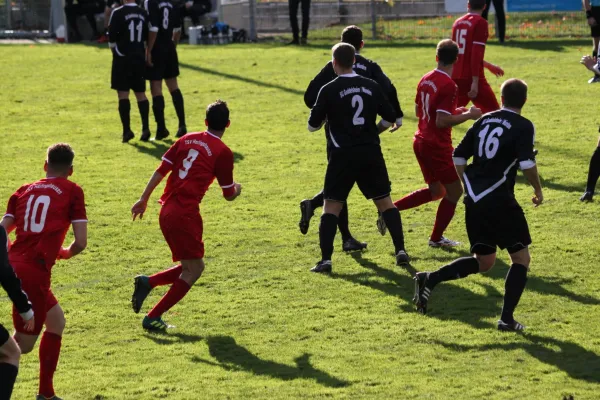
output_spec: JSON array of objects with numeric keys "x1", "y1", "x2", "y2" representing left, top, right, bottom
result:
[
  {"x1": 581, "y1": 136, "x2": 600, "y2": 201},
  {"x1": 165, "y1": 77, "x2": 187, "y2": 138},
  {"x1": 429, "y1": 178, "x2": 463, "y2": 247},
  {"x1": 0, "y1": 324, "x2": 21, "y2": 399},
  {"x1": 117, "y1": 90, "x2": 134, "y2": 143},
  {"x1": 300, "y1": 0, "x2": 311, "y2": 44},
  {"x1": 373, "y1": 196, "x2": 409, "y2": 266},
  {"x1": 313, "y1": 199, "x2": 344, "y2": 272},
  {"x1": 338, "y1": 203, "x2": 367, "y2": 252},
  {"x1": 590, "y1": 14, "x2": 600, "y2": 83},
  {"x1": 131, "y1": 264, "x2": 182, "y2": 313},
  {"x1": 492, "y1": 0, "x2": 506, "y2": 43},
  {"x1": 149, "y1": 80, "x2": 169, "y2": 139},
  {"x1": 473, "y1": 79, "x2": 500, "y2": 114},
  {"x1": 38, "y1": 301, "x2": 65, "y2": 400},
  {"x1": 288, "y1": 0, "x2": 301, "y2": 44},
  {"x1": 497, "y1": 247, "x2": 530, "y2": 331},
  {"x1": 299, "y1": 189, "x2": 323, "y2": 235},
  {"x1": 134, "y1": 91, "x2": 150, "y2": 141}
]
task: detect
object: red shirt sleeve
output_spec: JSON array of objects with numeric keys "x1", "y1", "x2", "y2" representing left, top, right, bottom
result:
[
  {"x1": 69, "y1": 185, "x2": 87, "y2": 222},
  {"x1": 5, "y1": 185, "x2": 26, "y2": 219},
  {"x1": 436, "y1": 82, "x2": 458, "y2": 114},
  {"x1": 157, "y1": 140, "x2": 180, "y2": 176},
  {"x1": 470, "y1": 19, "x2": 488, "y2": 78},
  {"x1": 214, "y1": 147, "x2": 235, "y2": 197},
  {"x1": 472, "y1": 18, "x2": 489, "y2": 45}
]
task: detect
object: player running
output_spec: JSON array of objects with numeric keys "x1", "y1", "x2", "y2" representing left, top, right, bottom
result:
[
  {"x1": 145, "y1": 0, "x2": 187, "y2": 139},
  {"x1": 131, "y1": 100, "x2": 242, "y2": 330},
  {"x1": 108, "y1": 0, "x2": 151, "y2": 143},
  {"x1": 300, "y1": 25, "x2": 404, "y2": 252},
  {"x1": 452, "y1": 0, "x2": 504, "y2": 114},
  {"x1": 413, "y1": 79, "x2": 542, "y2": 332},
  {"x1": 0, "y1": 143, "x2": 88, "y2": 400},
  {"x1": 308, "y1": 42, "x2": 409, "y2": 273},
  {"x1": 579, "y1": 54, "x2": 600, "y2": 201},
  {"x1": 380, "y1": 39, "x2": 481, "y2": 248},
  {"x1": 0, "y1": 226, "x2": 35, "y2": 400}
]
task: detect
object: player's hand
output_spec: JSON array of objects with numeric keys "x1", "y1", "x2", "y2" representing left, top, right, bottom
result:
[
  {"x1": 468, "y1": 106, "x2": 482, "y2": 120},
  {"x1": 581, "y1": 55, "x2": 596, "y2": 71},
  {"x1": 132, "y1": 199, "x2": 148, "y2": 221},
  {"x1": 487, "y1": 64, "x2": 504, "y2": 78},
  {"x1": 146, "y1": 51, "x2": 153, "y2": 67},
  {"x1": 57, "y1": 247, "x2": 72, "y2": 260},
  {"x1": 389, "y1": 118, "x2": 403, "y2": 133},
  {"x1": 23, "y1": 316, "x2": 35, "y2": 332},
  {"x1": 588, "y1": 17, "x2": 597, "y2": 27},
  {"x1": 532, "y1": 190, "x2": 544, "y2": 207},
  {"x1": 468, "y1": 81, "x2": 479, "y2": 99}
]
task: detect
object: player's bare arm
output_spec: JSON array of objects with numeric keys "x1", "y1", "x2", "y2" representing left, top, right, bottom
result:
[
  {"x1": 483, "y1": 61, "x2": 504, "y2": 77},
  {"x1": 581, "y1": 55, "x2": 600, "y2": 74},
  {"x1": 132, "y1": 171, "x2": 166, "y2": 220},
  {"x1": 436, "y1": 107, "x2": 481, "y2": 129},
  {"x1": 57, "y1": 222, "x2": 88, "y2": 260},
  {"x1": 522, "y1": 165, "x2": 544, "y2": 207}
]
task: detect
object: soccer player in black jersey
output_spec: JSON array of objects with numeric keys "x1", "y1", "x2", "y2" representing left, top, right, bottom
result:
[
  {"x1": 300, "y1": 25, "x2": 404, "y2": 252},
  {"x1": 0, "y1": 227, "x2": 34, "y2": 399},
  {"x1": 413, "y1": 79, "x2": 543, "y2": 332},
  {"x1": 580, "y1": 55, "x2": 600, "y2": 200},
  {"x1": 145, "y1": 0, "x2": 187, "y2": 139},
  {"x1": 307, "y1": 43, "x2": 409, "y2": 273},
  {"x1": 108, "y1": 0, "x2": 151, "y2": 143}
]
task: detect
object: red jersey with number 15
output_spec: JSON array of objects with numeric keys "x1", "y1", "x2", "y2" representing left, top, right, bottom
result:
[
  {"x1": 414, "y1": 69, "x2": 458, "y2": 149},
  {"x1": 451, "y1": 13, "x2": 489, "y2": 80},
  {"x1": 158, "y1": 131, "x2": 235, "y2": 209},
  {"x1": 5, "y1": 177, "x2": 87, "y2": 271}
]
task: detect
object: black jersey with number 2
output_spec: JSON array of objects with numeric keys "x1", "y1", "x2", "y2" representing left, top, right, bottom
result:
[
  {"x1": 108, "y1": 3, "x2": 148, "y2": 60},
  {"x1": 308, "y1": 73, "x2": 396, "y2": 149},
  {"x1": 145, "y1": 0, "x2": 181, "y2": 46},
  {"x1": 453, "y1": 108, "x2": 536, "y2": 206}
]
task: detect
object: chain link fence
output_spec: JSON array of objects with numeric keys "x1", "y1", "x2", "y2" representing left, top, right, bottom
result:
[{"x1": 0, "y1": 0, "x2": 52, "y2": 34}]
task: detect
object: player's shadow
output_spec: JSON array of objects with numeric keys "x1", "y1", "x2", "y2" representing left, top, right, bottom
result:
[
  {"x1": 488, "y1": 39, "x2": 589, "y2": 52},
  {"x1": 179, "y1": 62, "x2": 304, "y2": 97},
  {"x1": 434, "y1": 333, "x2": 600, "y2": 383},
  {"x1": 129, "y1": 141, "x2": 245, "y2": 163},
  {"x1": 515, "y1": 174, "x2": 586, "y2": 194},
  {"x1": 144, "y1": 331, "x2": 204, "y2": 345},
  {"x1": 192, "y1": 335, "x2": 350, "y2": 388}
]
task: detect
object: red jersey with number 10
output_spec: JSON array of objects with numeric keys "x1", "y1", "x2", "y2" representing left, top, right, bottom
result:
[
  {"x1": 158, "y1": 131, "x2": 235, "y2": 209},
  {"x1": 5, "y1": 177, "x2": 87, "y2": 271},
  {"x1": 451, "y1": 13, "x2": 489, "y2": 80},
  {"x1": 414, "y1": 69, "x2": 458, "y2": 149}
]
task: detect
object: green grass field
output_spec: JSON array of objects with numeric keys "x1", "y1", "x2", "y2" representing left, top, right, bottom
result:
[{"x1": 1, "y1": 39, "x2": 600, "y2": 399}]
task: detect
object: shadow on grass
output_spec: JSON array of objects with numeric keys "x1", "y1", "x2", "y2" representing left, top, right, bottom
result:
[
  {"x1": 129, "y1": 140, "x2": 245, "y2": 163},
  {"x1": 144, "y1": 331, "x2": 204, "y2": 345},
  {"x1": 434, "y1": 333, "x2": 600, "y2": 383},
  {"x1": 192, "y1": 335, "x2": 350, "y2": 388},
  {"x1": 515, "y1": 174, "x2": 586, "y2": 194}
]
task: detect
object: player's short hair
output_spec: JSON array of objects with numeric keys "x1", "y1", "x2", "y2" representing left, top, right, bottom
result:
[
  {"x1": 341, "y1": 25, "x2": 363, "y2": 51},
  {"x1": 436, "y1": 39, "x2": 459, "y2": 66},
  {"x1": 206, "y1": 100, "x2": 230, "y2": 131},
  {"x1": 47, "y1": 143, "x2": 74, "y2": 172},
  {"x1": 468, "y1": 0, "x2": 486, "y2": 10},
  {"x1": 332, "y1": 42, "x2": 356, "y2": 69},
  {"x1": 501, "y1": 79, "x2": 528, "y2": 109}
]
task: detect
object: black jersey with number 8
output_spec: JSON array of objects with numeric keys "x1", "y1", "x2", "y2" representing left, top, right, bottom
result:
[{"x1": 145, "y1": 0, "x2": 181, "y2": 46}]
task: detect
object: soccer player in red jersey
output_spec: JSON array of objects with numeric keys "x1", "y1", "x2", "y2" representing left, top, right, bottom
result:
[
  {"x1": 451, "y1": 0, "x2": 504, "y2": 114},
  {"x1": 0, "y1": 143, "x2": 88, "y2": 400},
  {"x1": 382, "y1": 40, "x2": 482, "y2": 247},
  {"x1": 131, "y1": 100, "x2": 242, "y2": 331}
]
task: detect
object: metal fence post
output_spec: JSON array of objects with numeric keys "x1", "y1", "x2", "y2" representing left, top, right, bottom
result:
[
  {"x1": 248, "y1": 0, "x2": 256, "y2": 41},
  {"x1": 370, "y1": 0, "x2": 376, "y2": 39}
]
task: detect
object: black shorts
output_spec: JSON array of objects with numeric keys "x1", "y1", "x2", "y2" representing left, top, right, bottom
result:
[
  {"x1": 591, "y1": 7, "x2": 600, "y2": 37},
  {"x1": 146, "y1": 44, "x2": 180, "y2": 81},
  {"x1": 324, "y1": 144, "x2": 391, "y2": 202},
  {"x1": 111, "y1": 55, "x2": 146, "y2": 93},
  {"x1": 0, "y1": 322, "x2": 9, "y2": 346},
  {"x1": 465, "y1": 200, "x2": 531, "y2": 255}
]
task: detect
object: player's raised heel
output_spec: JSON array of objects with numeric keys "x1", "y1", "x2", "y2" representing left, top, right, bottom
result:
[
  {"x1": 342, "y1": 237, "x2": 367, "y2": 252},
  {"x1": 142, "y1": 315, "x2": 171, "y2": 331},
  {"x1": 376, "y1": 212, "x2": 387, "y2": 236},
  {"x1": 132, "y1": 275, "x2": 152, "y2": 314},
  {"x1": 310, "y1": 260, "x2": 332, "y2": 273},
  {"x1": 395, "y1": 250, "x2": 410, "y2": 266},
  {"x1": 122, "y1": 130, "x2": 135, "y2": 143},
  {"x1": 497, "y1": 319, "x2": 525, "y2": 332},
  {"x1": 299, "y1": 199, "x2": 314, "y2": 235}
]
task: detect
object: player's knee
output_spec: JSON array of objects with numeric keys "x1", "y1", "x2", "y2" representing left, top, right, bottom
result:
[
  {"x1": 429, "y1": 183, "x2": 446, "y2": 200},
  {"x1": 475, "y1": 253, "x2": 496, "y2": 272},
  {"x1": 510, "y1": 250, "x2": 531, "y2": 268},
  {"x1": 17, "y1": 340, "x2": 34, "y2": 354},
  {"x1": 2, "y1": 339, "x2": 22, "y2": 364}
]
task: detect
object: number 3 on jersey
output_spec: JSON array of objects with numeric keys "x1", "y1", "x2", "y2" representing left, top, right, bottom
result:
[
  {"x1": 455, "y1": 29, "x2": 467, "y2": 54},
  {"x1": 24, "y1": 195, "x2": 50, "y2": 233},
  {"x1": 179, "y1": 149, "x2": 199, "y2": 179}
]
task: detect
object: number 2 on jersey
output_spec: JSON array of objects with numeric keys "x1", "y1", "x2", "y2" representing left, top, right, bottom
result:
[
  {"x1": 455, "y1": 29, "x2": 467, "y2": 54},
  {"x1": 351, "y1": 95, "x2": 365, "y2": 126},
  {"x1": 179, "y1": 149, "x2": 199, "y2": 179},
  {"x1": 24, "y1": 195, "x2": 50, "y2": 233},
  {"x1": 478, "y1": 125, "x2": 504, "y2": 159}
]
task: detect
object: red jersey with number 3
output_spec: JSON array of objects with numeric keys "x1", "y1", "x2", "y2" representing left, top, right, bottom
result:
[
  {"x1": 451, "y1": 13, "x2": 488, "y2": 80},
  {"x1": 5, "y1": 177, "x2": 87, "y2": 271},
  {"x1": 158, "y1": 131, "x2": 235, "y2": 209},
  {"x1": 414, "y1": 69, "x2": 458, "y2": 149}
]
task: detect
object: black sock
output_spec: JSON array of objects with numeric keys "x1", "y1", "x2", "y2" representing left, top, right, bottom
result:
[
  {"x1": 118, "y1": 99, "x2": 131, "y2": 134},
  {"x1": 137, "y1": 100, "x2": 150, "y2": 131},
  {"x1": 310, "y1": 190, "x2": 324, "y2": 210},
  {"x1": 586, "y1": 147, "x2": 600, "y2": 193},
  {"x1": 170, "y1": 89, "x2": 186, "y2": 128},
  {"x1": 594, "y1": 51, "x2": 599, "y2": 77},
  {"x1": 501, "y1": 263, "x2": 528, "y2": 323},
  {"x1": 427, "y1": 257, "x2": 480, "y2": 289},
  {"x1": 152, "y1": 95, "x2": 166, "y2": 130},
  {"x1": 382, "y1": 208, "x2": 405, "y2": 254},
  {"x1": 338, "y1": 204, "x2": 352, "y2": 242},
  {"x1": 319, "y1": 213, "x2": 338, "y2": 261},
  {"x1": 0, "y1": 362, "x2": 18, "y2": 399}
]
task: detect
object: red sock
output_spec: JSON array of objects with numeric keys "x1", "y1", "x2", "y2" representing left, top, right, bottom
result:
[
  {"x1": 430, "y1": 198, "x2": 457, "y2": 242},
  {"x1": 148, "y1": 265, "x2": 182, "y2": 288},
  {"x1": 147, "y1": 279, "x2": 191, "y2": 318},
  {"x1": 394, "y1": 188, "x2": 433, "y2": 211},
  {"x1": 39, "y1": 332, "x2": 62, "y2": 399}
]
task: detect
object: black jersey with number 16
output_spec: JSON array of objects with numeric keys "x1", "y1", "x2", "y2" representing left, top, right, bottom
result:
[
  {"x1": 145, "y1": 0, "x2": 181, "y2": 46},
  {"x1": 308, "y1": 73, "x2": 396, "y2": 148},
  {"x1": 453, "y1": 109, "x2": 536, "y2": 207},
  {"x1": 108, "y1": 3, "x2": 148, "y2": 59}
]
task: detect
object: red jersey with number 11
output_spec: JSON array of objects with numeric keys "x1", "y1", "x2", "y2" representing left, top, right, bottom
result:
[
  {"x1": 5, "y1": 177, "x2": 87, "y2": 271},
  {"x1": 451, "y1": 13, "x2": 489, "y2": 80},
  {"x1": 158, "y1": 131, "x2": 235, "y2": 209}
]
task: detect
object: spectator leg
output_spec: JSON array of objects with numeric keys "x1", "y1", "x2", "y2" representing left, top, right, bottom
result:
[
  {"x1": 492, "y1": 0, "x2": 505, "y2": 43},
  {"x1": 301, "y1": 0, "x2": 311, "y2": 39},
  {"x1": 288, "y1": 0, "x2": 300, "y2": 41}
]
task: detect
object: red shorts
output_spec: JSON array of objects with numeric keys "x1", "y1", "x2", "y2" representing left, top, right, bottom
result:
[
  {"x1": 11, "y1": 262, "x2": 57, "y2": 335},
  {"x1": 455, "y1": 78, "x2": 500, "y2": 114},
  {"x1": 413, "y1": 138, "x2": 459, "y2": 185},
  {"x1": 159, "y1": 201, "x2": 204, "y2": 262}
]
